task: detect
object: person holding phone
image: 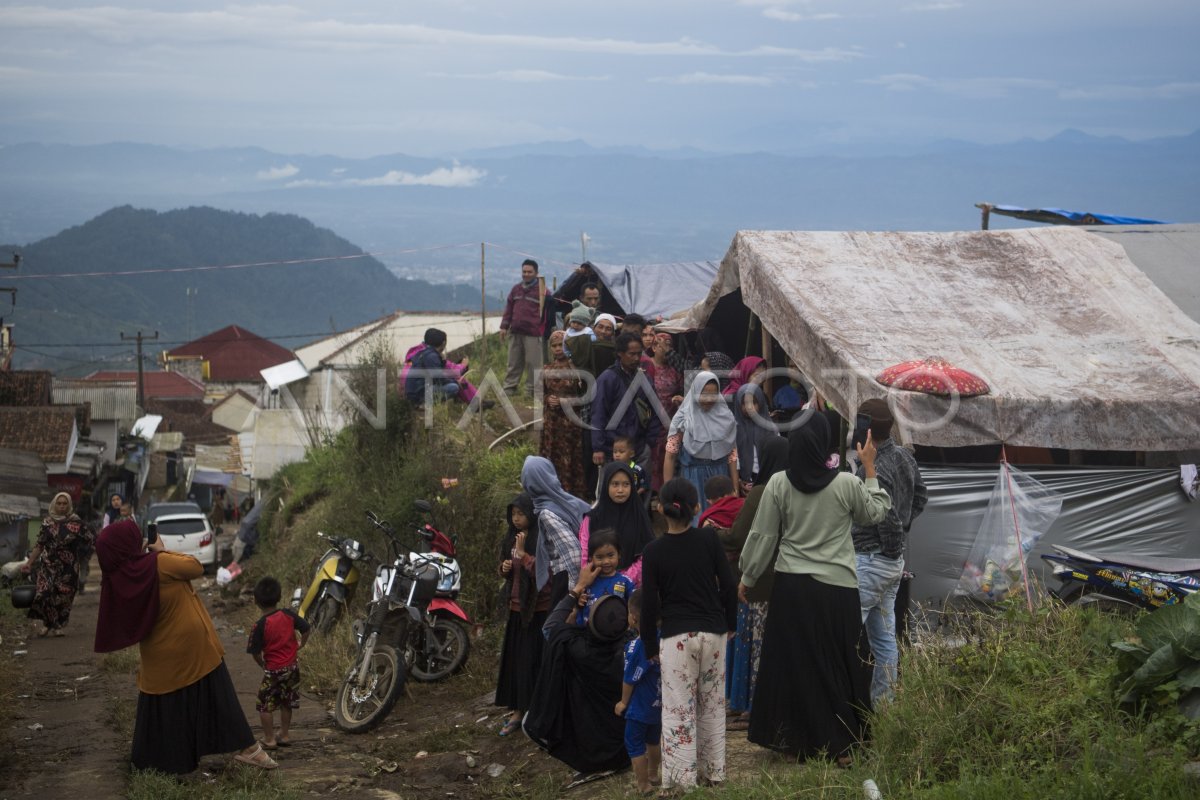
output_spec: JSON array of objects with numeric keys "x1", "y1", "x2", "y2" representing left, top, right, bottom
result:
[
  {"x1": 737, "y1": 412, "x2": 891, "y2": 767},
  {"x1": 851, "y1": 399, "x2": 927, "y2": 706}
]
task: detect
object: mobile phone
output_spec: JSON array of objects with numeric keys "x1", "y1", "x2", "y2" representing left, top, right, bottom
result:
[
  {"x1": 145, "y1": 522, "x2": 158, "y2": 546},
  {"x1": 852, "y1": 413, "x2": 872, "y2": 449}
]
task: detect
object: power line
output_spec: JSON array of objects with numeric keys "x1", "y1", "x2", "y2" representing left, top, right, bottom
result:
[{"x1": 4, "y1": 242, "x2": 480, "y2": 281}]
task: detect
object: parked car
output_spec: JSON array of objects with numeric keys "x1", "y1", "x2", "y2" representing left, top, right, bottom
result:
[{"x1": 145, "y1": 502, "x2": 217, "y2": 572}]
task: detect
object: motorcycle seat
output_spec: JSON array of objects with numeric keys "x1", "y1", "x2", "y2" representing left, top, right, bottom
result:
[{"x1": 1051, "y1": 544, "x2": 1200, "y2": 576}]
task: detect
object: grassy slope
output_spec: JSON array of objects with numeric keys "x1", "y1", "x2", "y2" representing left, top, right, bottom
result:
[{"x1": 111, "y1": 338, "x2": 1200, "y2": 798}]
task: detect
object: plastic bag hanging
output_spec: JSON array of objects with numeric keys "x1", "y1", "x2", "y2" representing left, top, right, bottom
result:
[{"x1": 955, "y1": 462, "x2": 1063, "y2": 607}]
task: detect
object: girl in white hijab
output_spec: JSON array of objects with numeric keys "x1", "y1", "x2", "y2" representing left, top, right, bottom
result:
[{"x1": 662, "y1": 371, "x2": 739, "y2": 517}]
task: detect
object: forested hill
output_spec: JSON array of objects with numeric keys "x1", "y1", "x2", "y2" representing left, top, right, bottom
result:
[{"x1": 1, "y1": 206, "x2": 492, "y2": 372}]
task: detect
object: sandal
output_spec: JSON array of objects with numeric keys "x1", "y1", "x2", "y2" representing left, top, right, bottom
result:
[
  {"x1": 261, "y1": 740, "x2": 278, "y2": 751},
  {"x1": 51, "y1": 628, "x2": 65, "y2": 638},
  {"x1": 498, "y1": 718, "x2": 521, "y2": 737},
  {"x1": 275, "y1": 738, "x2": 292, "y2": 747},
  {"x1": 234, "y1": 744, "x2": 278, "y2": 770}
]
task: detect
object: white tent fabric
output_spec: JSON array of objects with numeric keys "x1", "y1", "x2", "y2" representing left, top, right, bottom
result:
[
  {"x1": 589, "y1": 260, "x2": 719, "y2": 319},
  {"x1": 676, "y1": 227, "x2": 1200, "y2": 451}
]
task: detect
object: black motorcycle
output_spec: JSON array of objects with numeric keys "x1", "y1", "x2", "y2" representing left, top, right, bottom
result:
[
  {"x1": 1042, "y1": 543, "x2": 1200, "y2": 612},
  {"x1": 333, "y1": 509, "x2": 466, "y2": 733}
]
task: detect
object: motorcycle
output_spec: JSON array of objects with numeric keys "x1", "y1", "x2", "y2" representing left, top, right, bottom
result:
[
  {"x1": 1041, "y1": 543, "x2": 1200, "y2": 612},
  {"x1": 334, "y1": 505, "x2": 470, "y2": 733},
  {"x1": 403, "y1": 499, "x2": 471, "y2": 681},
  {"x1": 292, "y1": 530, "x2": 368, "y2": 634}
]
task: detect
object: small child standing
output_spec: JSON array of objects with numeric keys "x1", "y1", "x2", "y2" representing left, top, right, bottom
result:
[
  {"x1": 570, "y1": 529, "x2": 635, "y2": 628},
  {"x1": 247, "y1": 576, "x2": 311, "y2": 749},
  {"x1": 612, "y1": 436, "x2": 650, "y2": 501},
  {"x1": 615, "y1": 590, "x2": 662, "y2": 795},
  {"x1": 697, "y1": 475, "x2": 745, "y2": 530}
]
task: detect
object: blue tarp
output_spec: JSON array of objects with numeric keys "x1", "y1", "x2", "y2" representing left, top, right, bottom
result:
[{"x1": 992, "y1": 205, "x2": 1168, "y2": 226}]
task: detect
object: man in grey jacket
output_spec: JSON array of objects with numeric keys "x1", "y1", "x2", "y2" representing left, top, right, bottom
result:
[{"x1": 852, "y1": 398, "x2": 927, "y2": 704}]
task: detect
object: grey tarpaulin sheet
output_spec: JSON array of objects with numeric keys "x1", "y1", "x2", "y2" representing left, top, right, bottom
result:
[
  {"x1": 670, "y1": 227, "x2": 1200, "y2": 450},
  {"x1": 1087, "y1": 224, "x2": 1200, "y2": 327},
  {"x1": 908, "y1": 465, "x2": 1200, "y2": 611},
  {"x1": 589, "y1": 260, "x2": 720, "y2": 320}
]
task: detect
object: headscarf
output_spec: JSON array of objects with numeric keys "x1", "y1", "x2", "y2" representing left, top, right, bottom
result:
[
  {"x1": 94, "y1": 520, "x2": 161, "y2": 653},
  {"x1": 733, "y1": 383, "x2": 778, "y2": 483},
  {"x1": 668, "y1": 371, "x2": 736, "y2": 461},
  {"x1": 521, "y1": 456, "x2": 591, "y2": 588},
  {"x1": 757, "y1": 435, "x2": 790, "y2": 482},
  {"x1": 505, "y1": 492, "x2": 538, "y2": 557},
  {"x1": 593, "y1": 313, "x2": 618, "y2": 339},
  {"x1": 587, "y1": 595, "x2": 629, "y2": 641},
  {"x1": 587, "y1": 462, "x2": 654, "y2": 570},
  {"x1": 786, "y1": 411, "x2": 839, "y2": 494},
  {"x1": 47, "y1": 491, "x2": 76, "y2": 522},
  {"x1": 723, "y1": 356, "x2": 765, "y2": 396}
]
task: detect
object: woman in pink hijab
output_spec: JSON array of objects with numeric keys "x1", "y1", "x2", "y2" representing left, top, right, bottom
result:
[{"x1": 722, "y1": 356, "x2": 766, "y2": 396}]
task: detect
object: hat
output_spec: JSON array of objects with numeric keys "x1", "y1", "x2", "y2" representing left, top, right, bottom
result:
[
  {"x1": 568, "y1": 302, "x2": 593, "y2": 325},
  {"x1": 773, "y1": 384, "x2": 803, "y2": 411},
  {"x1": 423, "y1": 328, "x2": 447, "y2": 348},
  {"x1": 594, "y1": 313, "x2": 618, "y2": 330},
  {"x1": 587, "y1": 594, "x2": 629, "y2": 641}
]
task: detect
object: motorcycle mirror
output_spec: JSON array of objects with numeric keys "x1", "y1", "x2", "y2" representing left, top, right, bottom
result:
[{"x1": 414, "y1": 499, "x2": 433, "y2": 514}]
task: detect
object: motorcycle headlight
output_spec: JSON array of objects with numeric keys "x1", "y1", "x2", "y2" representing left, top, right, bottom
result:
[{"x1": 342, "y1": 538, "x2": 364, "y2": 560}]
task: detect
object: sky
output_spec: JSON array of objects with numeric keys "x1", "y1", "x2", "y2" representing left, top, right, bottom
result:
[{"x1": 1, "y1": 1, "x2": 1198, "y2": 157}]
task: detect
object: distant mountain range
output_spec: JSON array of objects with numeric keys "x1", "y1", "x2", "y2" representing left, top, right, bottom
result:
[
  {"x1": 0, "y1": 206, "x2": 500, "y2": 372},
  {"x1": 0, "y1": 129, "x2": 1197, "y2": 286}
]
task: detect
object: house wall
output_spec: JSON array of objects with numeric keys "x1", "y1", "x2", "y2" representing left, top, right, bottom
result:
[
  {"x1": 90, "y1": 420, "x2": 120, "y2": 465},
  {"x1": 212, "y1": 394, "x2": 257, "y2": 432}
]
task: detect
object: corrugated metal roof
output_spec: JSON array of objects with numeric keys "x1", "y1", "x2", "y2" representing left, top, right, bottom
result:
[
  {"x1": 52, "y1": 380, "x2": 138, "y2": 421},
  {"x1": 294, "y1": 311, "x2": 501, "y2": 370}
]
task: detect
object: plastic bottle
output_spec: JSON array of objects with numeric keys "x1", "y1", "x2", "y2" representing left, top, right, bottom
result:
[{"x1": 863, "y1": 778, "x2": 883, "y2": 800}]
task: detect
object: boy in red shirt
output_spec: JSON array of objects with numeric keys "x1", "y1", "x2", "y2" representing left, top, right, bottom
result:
[
  {"x1": 698, "y1": 475, "x2": 744, "y2": 529},
  {"x1": 247, "y1": 577, "x2": 311, "y2": 749}
]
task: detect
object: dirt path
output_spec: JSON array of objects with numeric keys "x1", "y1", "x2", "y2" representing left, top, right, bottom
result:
[
  {"x1": 2, "y1": 582, "x2": 129, "y2": 799},
  {"x1": 2, "y1": 563, "x2": 773, "y2": 799}
]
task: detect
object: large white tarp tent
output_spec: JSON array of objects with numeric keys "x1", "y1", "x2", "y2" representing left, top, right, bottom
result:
[
  {"x1": 589, "y1": 261, "x2": 720, "y2": 320},
  {"x1": 667, "y1": 227, "x2": 1200, "y2": 452}
]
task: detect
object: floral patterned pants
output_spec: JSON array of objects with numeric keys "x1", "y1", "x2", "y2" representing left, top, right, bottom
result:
[{"x1": 660, "y1": 631, "x2": 727, "y2": 789}]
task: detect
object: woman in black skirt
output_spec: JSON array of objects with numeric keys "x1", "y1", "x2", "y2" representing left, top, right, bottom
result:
[
  {"x1": 737, "y1": 413, "x2": 891, "y2": 765},
  {"x1": 494, "y1": 493, "x2": 551, "y2": 736},
  {"x1": 94, "y1": 520, "x2": 274, "y2": 773}
]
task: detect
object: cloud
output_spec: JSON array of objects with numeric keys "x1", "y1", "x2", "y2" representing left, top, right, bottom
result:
[
  {"x1": 255, "y1": 164, "x2": 300, "y2": 180},
  {"x1": 429, "y1": 69, "x2": 609, "y2": 83},
  {"x1": 287, "y1": 163, "x2": 486, "y2": 189},
  {"x1": 762, "y1": 9, "x2": 841, "y2": 22},
  {"x1": 904, "y1": 2, "x2": 963, "y2": 10},
  {"x1": 1059, "y1": 82, "x2": 1200, "y2": 101},
  {"x1": 862, "y1": 73, "x2": 1057, "y2": 98},
  {"x1": 0, "y1": 6, "x2": 853, "y2": 60},
  {"x1": 651, "y1": 72, "x2": 775, "y2": 86}
]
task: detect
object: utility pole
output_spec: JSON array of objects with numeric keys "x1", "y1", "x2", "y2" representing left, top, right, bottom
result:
[{"x1": 121, "y1": 330, "x2": 159, "y2": 409}]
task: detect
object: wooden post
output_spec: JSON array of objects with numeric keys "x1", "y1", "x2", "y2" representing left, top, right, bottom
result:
[
  {"x1": 976, "y1": 203, "x2": 992, "y2": 230},
  {"x1": 480, "y1": 243, "x2": 487, "y2": 433},
  {"x1": 760, "y1": 322, "x2": 773, "y2": 399}
]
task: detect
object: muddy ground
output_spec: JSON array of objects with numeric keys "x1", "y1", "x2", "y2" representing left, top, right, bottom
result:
[{"x1": 0, "y1": 560, "x2": 776, "y2": 799}]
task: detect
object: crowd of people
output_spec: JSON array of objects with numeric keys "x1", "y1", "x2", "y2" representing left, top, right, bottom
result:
[{"x1": 474, "y1": 260, "x2": 930, "y2": 793}]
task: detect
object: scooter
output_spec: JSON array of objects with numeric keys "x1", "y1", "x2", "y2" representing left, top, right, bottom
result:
[
  {"x1": 1041, "y1": 544, "x2": 1200, "y2": 612},
  {"x1": 292, "y1": 530, "x2": 369, "y2": 634},
  {"x1": 405, "y1": 499, "x2": 471, "y2": 681},
  {"x1": 334, "y1": 507, "x2": 470, "y2": 733}
]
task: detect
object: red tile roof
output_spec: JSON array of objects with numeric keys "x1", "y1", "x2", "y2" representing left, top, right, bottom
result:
[
  {"x1": 0, "y1": 407, "x2": 76, "y2": 462},
  {"x1": 84, "y1": 371, "x2": 206, "y2": 400},
  {"x1": 167, "y1": 325, "x2": 295, "y2": 382},
  {"x1": 0, "y1": 371, "x2": 53, "y2": 406}
]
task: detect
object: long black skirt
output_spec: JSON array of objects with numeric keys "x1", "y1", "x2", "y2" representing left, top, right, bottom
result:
[
  {"x1": 132, "y1": 660, "x2": 255, "y2": 774},
  {"x1": 748, "y1": 572, "x2": 871, "y2": 760},
  {"x1": 495, "y1": 609, "x2": 549, "y2": 713}
]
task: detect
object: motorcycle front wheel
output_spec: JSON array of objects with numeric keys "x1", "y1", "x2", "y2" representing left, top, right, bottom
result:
[
  {"x1": 310, "y1": 594, "x2": 341, "y2": 634},
  {"x1": 334, "y1": 643, "x2": 404, "y2": 733},
  {"x1": 409, "y1": 616, "x2": 471, "y2": 682}
]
